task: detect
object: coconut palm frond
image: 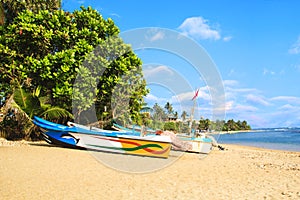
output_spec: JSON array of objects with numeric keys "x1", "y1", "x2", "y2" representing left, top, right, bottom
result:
[
  {"x1": 40, "y1": 107, "x2": 73, "y2": 121},
  {"x1": 141, "y1": 106, "x2": 153, "y2": 112},
  {"x1": 13, "y1": 86, "x2": 41, "y2": 118}
]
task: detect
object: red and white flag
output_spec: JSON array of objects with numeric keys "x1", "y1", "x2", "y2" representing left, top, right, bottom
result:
[{"x1": 192, "y1": 89, "x2": 199, "y2": 100}]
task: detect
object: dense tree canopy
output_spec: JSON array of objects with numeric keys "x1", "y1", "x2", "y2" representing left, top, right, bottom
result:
[
  {"x1": 199, "y1": 118, "x2": 251, "y2": 132},
  {"x1": 0, "y1": 5, "x2": 148, "y2": 138}
]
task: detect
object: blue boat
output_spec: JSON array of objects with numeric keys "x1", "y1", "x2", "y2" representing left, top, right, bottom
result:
[
  {"x1": 33, "y1": 116, "x2": 141, "y2": 137},
  {"x1": 33, "y1": 116, "x2": 172, "y2": 158},
  {"x1": 33, "y1": 116, "x2": 218, "y2": 155}
]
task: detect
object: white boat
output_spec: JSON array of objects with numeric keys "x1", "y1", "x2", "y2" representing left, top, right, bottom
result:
[{"x1": 34, "y1": 116, "x2": 172, "y2": 158}]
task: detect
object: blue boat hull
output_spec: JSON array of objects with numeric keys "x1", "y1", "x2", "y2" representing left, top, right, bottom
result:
[{"x1": 33, "y1": 116, "x2": 141, "y2": 137}]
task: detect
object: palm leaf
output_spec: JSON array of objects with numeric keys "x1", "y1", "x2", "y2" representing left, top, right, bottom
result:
[
  {"x1": 13, "y1": 86, "x2": 41, "y2": 118},
  {"x1": 40, "y1": 107, "x2": 73, "y2": 121}
]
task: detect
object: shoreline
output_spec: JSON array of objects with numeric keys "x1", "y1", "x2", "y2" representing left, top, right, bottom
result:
[
  {"x1": 1, "y1": 138, "x2": 299, "y2": 199},
  {"x1": 210, "y1": 129, "x2": 262, "y2": 135}
]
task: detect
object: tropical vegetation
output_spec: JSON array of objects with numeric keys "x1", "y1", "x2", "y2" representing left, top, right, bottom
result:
[
  {"x1": 145, "y1": 101, "x2": 251, "y2": 133},
  {"x1": 0, "y1": 1, "x2": 148, "y2": 140}
]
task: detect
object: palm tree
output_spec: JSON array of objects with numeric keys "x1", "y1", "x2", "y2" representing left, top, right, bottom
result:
[
  {"x1": 226, "y1": 119, "x2": 237, "y2": 131},
  {"x1": 153, "y1": 103, "x2": 166, "y2": 121},
  {"x1": 0, "y1": 82, "x2": 72, "y2": 140},
  {"x1": 174, "y1": 111, "x2": 178, "y2": 119},
  {"x1": 164, "y1": 102, "x2": 173, "y2": 114},
  {"x1": 181, "y1": 110, "x2": 188, "y2": 121}
]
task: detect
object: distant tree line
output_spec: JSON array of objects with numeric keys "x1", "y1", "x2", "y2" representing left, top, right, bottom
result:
[
  {"x1": 143, "y1": 102, "x2": 251, "y2": 132},
  {"x1": 198, "y1": 118, "x2": 251, "y2": 132}
]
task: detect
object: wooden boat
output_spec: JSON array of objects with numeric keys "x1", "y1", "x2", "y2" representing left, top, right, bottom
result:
[
  {"x1": 112, "y1": 123, "x2": 216, "y2": 154},
  {"x1": 33, "y1": 117, "x2": 172, "y2": 158},
  {"x1": 177, "y1": 136, "x2": 213, "y2": 154},
  {"x1": 161, "y1": 131, "x2": 214, "y2": 154}
]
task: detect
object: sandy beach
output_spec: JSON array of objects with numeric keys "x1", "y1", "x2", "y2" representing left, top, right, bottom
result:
[{"x1": 0, "y1": 139, "x2": 299, "y2": 200}]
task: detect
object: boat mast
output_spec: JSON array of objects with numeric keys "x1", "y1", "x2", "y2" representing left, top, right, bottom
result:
[{"x1": 189, "y1": 89, "x2": 198, "y2": 136}]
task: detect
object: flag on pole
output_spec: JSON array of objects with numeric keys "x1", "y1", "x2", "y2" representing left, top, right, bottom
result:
[{"x1": 192, "y1": 89, "x2": 199, "y2": 100}]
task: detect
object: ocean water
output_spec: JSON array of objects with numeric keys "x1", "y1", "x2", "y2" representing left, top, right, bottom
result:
[{"x1": 214, "y1": 128, "x2": 300, "y2": 152}]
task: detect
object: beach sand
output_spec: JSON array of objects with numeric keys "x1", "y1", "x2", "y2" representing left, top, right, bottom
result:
[{"x1": 0, "y1": 139, "x2": 299, "y2": 199}]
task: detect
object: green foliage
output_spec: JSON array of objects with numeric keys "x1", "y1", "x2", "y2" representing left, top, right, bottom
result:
[
  {"x1": 0, "y1": 0, "x2": 61, "y2": 25},
  {"x1": 151, "y1": 120, "x2": 165, "y2": 130},
  {"x1": 146, "y1": 101, "x2": 251, "y2": 133},
  {"x1": 152, "y1": 103, "x2": 167, "y2": 122},
  {"x1": 164, "y1": 121, "x2": 178, "y2": 131},
  {"x1": 208, "y1": 119, "x2": 251, "y2": 131},
  {"x1": 198, "y1": 118, "x2": 211, "y2": 131},
  {"x1": 0, "y1": 81, "x2": 73, "y2": 140},
  {"x1": 0, "y1": 5, "x2": 149, "y2": 139},
  {"x1": 0, "y1": 7, "x2": 122, "y2": 103},
  {"x1": 177, "y1": 121, "x2": 190, "y2": 133},
  {"x1": 13, "y1": 83, "x2": 41, "y2": 118},
  {"x1": 40, "y1": 106, "x2": 73, "y2": 121}
]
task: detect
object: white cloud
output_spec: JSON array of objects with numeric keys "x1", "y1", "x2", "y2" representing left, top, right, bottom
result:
[
  {"x1": 289, "y1": 36, "x2": 300, "y2": 54},
  {"x1": 224, "y1": 101, "x2": 258, "y2": 114},
  {"x1": 223, "y1": 79, "x2": 263, "y2": 113},
  {"x1": 171, "y1": 92, "x2": 194, "y2": 102},
  {"x1": 144, "y1": 93, "x2": 168, "y2": 105},
  {"x1": 271, "y1": 96, "x2": 300, "y2": 104},
  {"x1": 143, "y1": 65, "x2": 174, "y2": 78},
  {"x1": 245, "y1": 94, "x2": 271, "y2": 106},
  {"x1": 171, "y1": 86, "x2": 211, "y2": 102},
  {"x1": 279, "y1": 104, "x2": 296, "y2": 110},
  {"x1": 225, "y1": 80, "x2": 262, "y2": 96},
  {"x1": 234, "y1": 104, "x2": 258, "y2": 112},
  {"x1": 268, "y1": 106, "x2": 300, "y2": 127},
  {"x1": 223, "y1": 36, "x2": 232, "y2": 42},
  {"x1": 224, "y1": 101, "x2": 234, "y2": 111},
  {"x1": 229, "y1": 87, "x2": 261, "y2": 94},
  {"x1": 245, "y1": 114, "x2": 270, "y2": 128},
  {"x1": 149, "y1": 31, "x2": 165, "y2": 42},
  {"x1": 178, "y1": 17, "x2": 221, "y2": 40},
  {"x1": 145, "y1": 93, "x2": 159, "y2": 102},
  {"x1": 145, "y1": 29, "x2": 165, "y2": 42}
]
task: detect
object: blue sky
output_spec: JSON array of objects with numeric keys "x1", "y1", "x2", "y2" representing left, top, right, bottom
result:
[{"x1": 63, "y1": 0, "x2": 300, "y2": 128}]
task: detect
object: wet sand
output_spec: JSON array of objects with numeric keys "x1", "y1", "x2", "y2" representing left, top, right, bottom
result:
[{"x1": 0, "y1": 139, "x2": 299, "y2": 199}]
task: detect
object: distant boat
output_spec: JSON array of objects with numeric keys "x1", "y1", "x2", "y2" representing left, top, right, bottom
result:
[{"x1": 176, "y1": 135, "x2": 214, "y2": 154}]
